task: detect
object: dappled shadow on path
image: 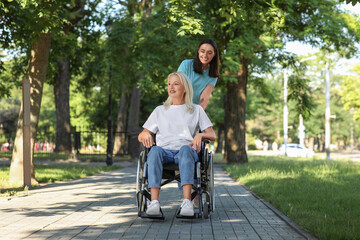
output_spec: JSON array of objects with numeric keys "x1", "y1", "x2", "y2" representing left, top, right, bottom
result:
[{"x1": 0, "y1": 165, "x2": 310, "y2": 239}]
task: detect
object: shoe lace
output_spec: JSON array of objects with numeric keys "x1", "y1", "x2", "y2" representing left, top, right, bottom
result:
[
  {"x1": 182, "y1": 199, "x2": 192, "y2": 209},
  {"x1": 149, "y1": 200, "x2": 158, "y2": 207}
]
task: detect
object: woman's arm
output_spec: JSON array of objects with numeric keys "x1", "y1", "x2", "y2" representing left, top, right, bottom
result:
[
  {"x1": 199, "y1": 84, "x2": 214, "y2": 110},
  {"x1": 138, "y1": 128, "x2": 155, "y2": 148},
  {"x1": 190, "y1": 127, "x2": 216, "y2": 152}
]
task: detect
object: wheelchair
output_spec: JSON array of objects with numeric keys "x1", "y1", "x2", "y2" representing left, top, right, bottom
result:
[{"x1": 136, "y1": 139, "x2": 215, "y2": 220}]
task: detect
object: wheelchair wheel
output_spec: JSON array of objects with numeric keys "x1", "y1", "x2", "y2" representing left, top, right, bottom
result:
[
  {"x1": 203, "y1": 147, "x2": 208, "y2": 166},
  {"x1": 208, "y1": 151, "x2": 215, "y2": 212},
  {"x1": 139, "y1": 192, "x2": 147, "y2": 212},
  {"x1": 203, "y1": 150, "x2": 215, "y2": 213},
  {"x1": 137, "y1": 156, "x2": 149, "y2": 215},
  {"x1": 136, "y1": 151, "x2": 145, "y2": 208},
  {"x1": 202, "y1": 194, "x2": 210, "y2": 219}
]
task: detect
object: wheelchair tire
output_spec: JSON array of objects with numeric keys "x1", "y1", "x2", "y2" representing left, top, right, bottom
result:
[
  {"x1": 203, "y1": 201, "x2": 209, "y2": 219},
  {"x1": 136, "y1": 151, "x2": 145, "y2": 208},
  {"x1": 209, "y1": 151, "x2": 215, "y2": 212},
  {"x1": 204, "y1": 150, "x2": 215, "y2": 213},
  {"x1": 137, "y1": 191, "x2": 148, "y2": 216},
  {"x1": 203, "y1": 147, "x2": 208, "y2": 166},
  {"x1": 136, "y1": 163, "x2": 141, "y2": 208}
]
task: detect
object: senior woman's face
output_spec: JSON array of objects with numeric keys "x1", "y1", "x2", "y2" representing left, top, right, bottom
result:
[{"x1": 168, "y1": 75, "x2": 186, "y2": 100}]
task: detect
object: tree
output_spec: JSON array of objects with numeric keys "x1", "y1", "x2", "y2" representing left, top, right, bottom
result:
[
  {"x1": 10, "y1": 33, "x2": 52, "y2": 184},
  {"x1": 0, "y1": 107, "x2": 19, "y2": 144},
  {"x1": 1, "y1": 0, "x2": 67, "y2": 184},
  {"x1": 52, "y1": 1, "x2": 85, "y2": 154},
  {"x1": 0, "y1": 58, "x2": 18, "y2": 98},
  {"x1": 48, "y1": 0, "x2": 103, "y2": 154},
  {"x1": 171, "y1": 0, "x2": 360, "y2": 163},
  {"x1": 0, "y1": 60, "x2": 22, "y2": 143},
  {"x1": 340, "y1": 64, "x2": 360, "y2": 120},
  {"x1": 107, "y1": 0, "x2": 199, "y2": 158}
]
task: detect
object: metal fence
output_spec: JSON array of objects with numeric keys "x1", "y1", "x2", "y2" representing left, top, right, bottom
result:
[
  {"x1": 0, "y1": 128, "x2": 129, "y2": 157},
  {"x1": 73, "y1": 129, "x2": 128, "y2": 156}
]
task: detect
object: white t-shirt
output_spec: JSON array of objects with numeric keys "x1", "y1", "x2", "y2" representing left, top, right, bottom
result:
[{"x1": 143, "y1": 104, "x2": 213, "y2": 150}]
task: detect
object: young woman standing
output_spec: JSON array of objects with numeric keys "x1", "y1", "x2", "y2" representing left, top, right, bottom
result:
[{"x1": 177, "y1": 38, "x2": 220, "y2": 110}]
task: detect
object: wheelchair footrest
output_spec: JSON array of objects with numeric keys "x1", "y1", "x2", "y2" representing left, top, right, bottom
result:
[
  {"x1": 176, "y1": 207, "x2": 202, "y2": 219},
  {"x1": 138, "y1": 209, "x2": 165, "y2": 220}
]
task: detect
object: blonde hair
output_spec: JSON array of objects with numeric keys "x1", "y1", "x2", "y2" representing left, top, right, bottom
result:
[{"x1": 164, "y1": 72, "x2": 194, "y2": 112}]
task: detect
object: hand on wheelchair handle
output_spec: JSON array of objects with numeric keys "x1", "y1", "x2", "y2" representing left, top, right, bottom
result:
[
  {"x1": 142, "y1": 141, "x2": 155, "y2": 149},
  {"x1": 190, "y1": 135, "x2": 202, "y2": 153},
  {"x1": 140, "y1": 132, "x2": 155, "y2": 148},
  {"x1": 142, "y1": 139, "x2": 155, "y2": 148}
]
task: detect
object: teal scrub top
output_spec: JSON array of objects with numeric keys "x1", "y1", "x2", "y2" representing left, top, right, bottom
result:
[{"x1": 177, "y1": 59, "x2": 217, "y2": 104}]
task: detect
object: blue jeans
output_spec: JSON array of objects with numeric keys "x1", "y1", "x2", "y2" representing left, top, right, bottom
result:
[{"x1": 147, "y1": 145, "x2": 198, "y2": 188}]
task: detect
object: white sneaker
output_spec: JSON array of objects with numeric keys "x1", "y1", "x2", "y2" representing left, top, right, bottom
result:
[
  {"x1": 180, "y1": 199, "x2": 194, "y2": 216},
  {"x1": 146, "y1": 200, "x2": 160, "y2": 215}
]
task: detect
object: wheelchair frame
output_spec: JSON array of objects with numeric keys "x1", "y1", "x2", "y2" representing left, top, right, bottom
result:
[{"x1": 136, "y1": 140, "x2": 215, "y2": 220}]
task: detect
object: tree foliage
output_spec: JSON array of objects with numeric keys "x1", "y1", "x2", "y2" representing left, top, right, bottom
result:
[
  {"x1": 340, "y1": 64, "x2": 360, "y2": 120},
  {"x1": 1, "y1": 0, "x2": 360, "y2": 166}
]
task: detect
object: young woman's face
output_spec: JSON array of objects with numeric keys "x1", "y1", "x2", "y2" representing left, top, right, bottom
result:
[
  {"x1": 198, "y1": 43, "x2": 215, "y2": 66},
  {"x1": 168, "y1": 75, "x2": 186, "y2": 101}
]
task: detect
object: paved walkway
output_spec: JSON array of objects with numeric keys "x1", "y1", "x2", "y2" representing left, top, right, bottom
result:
[{"x1": 0, "y1": 162, "x2": 316, "y2": 240}]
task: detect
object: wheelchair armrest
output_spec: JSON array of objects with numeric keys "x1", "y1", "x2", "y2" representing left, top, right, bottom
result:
[
  {"x1": 202, "y1": 138, "x2": 211, "y2": 144},
  {"x1": 199, "y1": 129, "x2": 212, "y2": 144}
]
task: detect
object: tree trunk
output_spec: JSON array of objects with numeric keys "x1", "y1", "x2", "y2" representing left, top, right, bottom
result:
[
  {"x1": 52, "y1": 0, "x2": 85, "y2": 154},
  {"x1": 121, "y1": 0, "x2": 151, "y2": 159},
  {"x1": 308, "y1": 137, "x2": 314, "y2": 150},
  {"x1": 215, "y1": 123, "x2": 224, "y2": 154},
  {"x1": 127, "y1": 83, "x2": 142, "y2": 159},
  {"x1": 315, "y1": 134, "x2": 321, "y2": 151},
  {"x1": 9, "y1": 33, "x2": 51, "y2": 184},
  {"x1": 113, "y1": 89, "x2": 129, "y2": 155},
  {"x1": 224, "y1": 54, "x2": 248, "y2": 164},
  {"x1": 54, "y1": 56, "x2": 71, "y2": 154}
]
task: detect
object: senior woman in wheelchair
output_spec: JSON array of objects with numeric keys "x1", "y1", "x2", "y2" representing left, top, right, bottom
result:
[{"x1": 138, "y1": 71, "x2": 216, "y2": 217}]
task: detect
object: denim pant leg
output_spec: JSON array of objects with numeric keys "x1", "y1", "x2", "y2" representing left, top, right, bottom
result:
[
  {"x1": 147, "y1": 146, "x2": 165, "y2": 188},
  {"x1": 176, "y1": 145, "x2": 198, "y2": 187}
]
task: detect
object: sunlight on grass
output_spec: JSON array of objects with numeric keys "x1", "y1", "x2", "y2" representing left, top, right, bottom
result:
[
  {"x1": 224, "y1": 156, "x2": 360, "y2": 240},
  {"x1": 34, "y1": 164, "x2": 119, "y2": 183}
]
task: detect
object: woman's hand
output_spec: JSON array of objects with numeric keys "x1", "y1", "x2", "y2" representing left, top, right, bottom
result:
[
  {"x1": 138, "y1": 129, "x2": 155, "y2": 148},
  {"x1": 190, "y1": 134, "x2": 202, "y2": 152},
  {"x1": 190, "y1": 127, "x2": 216, "y2": 152}
]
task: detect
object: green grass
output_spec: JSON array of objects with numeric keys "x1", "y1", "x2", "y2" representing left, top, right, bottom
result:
[
  {"x1": 213, "y1": 153, "x2": 226, "y2": 163},
  {"x1": 0, "y1": 164, "x2": 121, "y2": 197},
  {"x1": 224, "y1": 156, "x2": 360, "y2": 240},
  {"x1": 0, "y1": 152, "x2": 12, "y2": 158}
]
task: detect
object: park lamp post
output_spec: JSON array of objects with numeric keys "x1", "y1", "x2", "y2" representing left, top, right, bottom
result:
[
  {"x1": 284, "y1": 56, "x2": 316, "y2": 155},
  {"x1": 324, "y1": 59, "x2": 334, "y2": 161},
  {"x1": 283, "y1": 68, "x2": 289, "y2": 156},
  {"x1": 297, "y1": 56, "x2": 317, "y2": 148},
  {"x1": 105, "y1": 19, "x2": 113, "y2": 166},
  {"x1": 324, "y1": 54, "x2": 337, "y2": 161}
]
